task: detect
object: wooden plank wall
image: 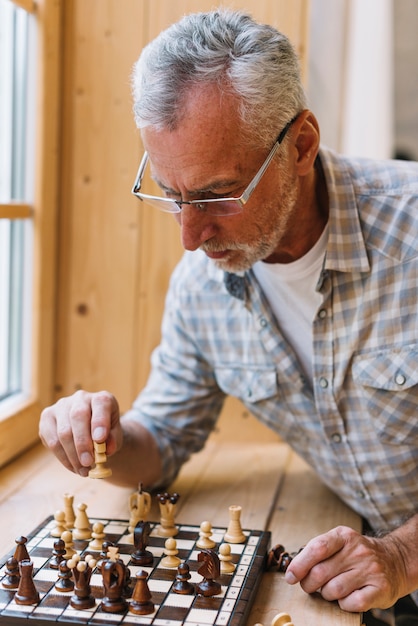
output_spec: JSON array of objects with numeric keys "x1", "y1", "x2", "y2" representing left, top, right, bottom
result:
[{"x1": 55, "y1": 0, "x2": 309, "y2": 439}]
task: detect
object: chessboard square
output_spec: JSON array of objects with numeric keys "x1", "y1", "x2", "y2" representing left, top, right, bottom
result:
[
  {"x1": 155, "y1": 603, "x2": 189, "y2": 621},
  {"x1": 90, "y1": 573, "x2": 104, "y2": 586},
  {"x1": 5, "y1": 602, "x2": 34, "y2": 615},
  {"x1": 103, "y1": 521, "x2": 127, "y2": 533},
  {"x1": 225, "y1": 586, "x2": 240, "y2": 599},
  {"x1": 33, "y1": 605, "x2": 64, "y2": 617},
  {"x1": 175, "y1": 539, "x2": 195, "y2": 551},
  {"x1": 230, "y1": 574, "x2": 244, "y2": 587},
  {"x1": 164, "y1": 592, "x2": 194, "y2": 608},
  {"x1": 90, "y1": 609, "x2": 125, "y2": 622},
  {"x1": 148, "y1": 545, "x2": 164, "y2": 558},
  {"x1": 220, "y1": 598, "x2": 236, "y2": 611},
  {"x1": 216, "y1": 611, "x2": 234, "y2": 626},
  {"x1": 186, "y1": 608, "x2": 219, "y2": 624},
  {"x1": 117, "y1": 553, "x2": 131, "y2": 565},
  {"x1": 239, "y1": 555, "x2": 252, "y2": 566},
  {"x1": 187, "y1": 570, "x2": 201, "y2": 583},
  {"x1": 235, "y1": 564, "x2": 249, "y2": 576},
  {"x1": 209, "y1": 531, "x2": 224, "y2": 544},
  {"x1": 34, "y1": 567, "x2": 58, "y2": 582},
  {"x1": 123, "y1": 613, "x2": 155, "y2": 624},
  {"x1": 243, "y1": 545, "x2": 255, "y2": 556},
  {"x1": 130, "y1": 565, "x2": 154, "y2": 577},
  {"x1": 37, "y1": 536, "x2": 56, "y2": 549},
  {"x1": 148, "y1": 578, "x2": 173, "y2": 593}
]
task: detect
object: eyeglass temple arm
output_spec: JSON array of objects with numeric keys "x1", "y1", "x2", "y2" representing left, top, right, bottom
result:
[
  {"x1": 132, "y1": 152, "x2": 149, "y2": 194},
  {"x1": 241, "y1": 114, "x2": 299, "y2": 204}
]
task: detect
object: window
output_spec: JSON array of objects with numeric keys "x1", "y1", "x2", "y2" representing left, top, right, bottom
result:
[
  {"x1": 0, "y1": 0, "x2": 33, "y2": 403},
  {"x1": 0, "y1": 0, "x2": 61, "y2": 466}
]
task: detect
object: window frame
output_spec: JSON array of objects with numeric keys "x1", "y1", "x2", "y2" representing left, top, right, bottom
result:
[{"x1": 0, "y1": 0, "x2": 62, "y2": 466}]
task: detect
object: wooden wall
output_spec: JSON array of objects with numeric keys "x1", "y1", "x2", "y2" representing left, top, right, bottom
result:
[{"x1": 55, "y1": 0, "x2": 309, "y2": 436}]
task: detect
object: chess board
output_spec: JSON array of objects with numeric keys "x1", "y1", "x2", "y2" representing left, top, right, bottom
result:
[{"x1": 0, "y1": 516, "x2": 271, "y2": 626}]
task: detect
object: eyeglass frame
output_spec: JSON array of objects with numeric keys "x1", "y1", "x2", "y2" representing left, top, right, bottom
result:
[{"x1": 131, "y1": 113, "x2": 299, "y2": 217}]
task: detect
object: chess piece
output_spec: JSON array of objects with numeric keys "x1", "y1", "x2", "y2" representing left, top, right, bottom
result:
[
  {"x1": 49, "y1": 538, "x2": 66, "y2": 569},
  {"x1": 51, "y1": 510, "x2": 67, "y2": 538},
  {"x1": 2, "y1": 556, "x2": 20, "y2": 589},
  {"x1": 64, "y1": 493, "x2": 75, "y2": 529},
  {"x1": 129, "y1": 569, "x2": 154, "y2": 615},
  {"x1": 196, "y1": 520, "x2": 216, "y2": 549},
  {"x1": 88, "y1": 441, "x2": 112, "y2": 478},
  {"x1": 160, "y1": 537, "x2": 181, "y2": 568},
  {"x1": 224, "y1": 504, "x2": 246, "y2": 543},
  {"x1": 156, "y1": 492, "x2": 180, "y2": 537},
  {"x1": 73, "y1": 502, "x2": 92, "y2": 540},
  {"x1": 61, "y1": 530, "x2": 76, "y2": 559},
  {"x1": 96, "y1": 540, "x2": 114, "y2": 570},
  {"x1": 14, "y1": 536, "x2": 30, "y2": 563},
  {"x1": 101, "y1": 558, "x2": 128, "y2": 613},
  {"x1": 267, "y1": 544, "x2": 293, "y2": 572},
  {"x1": 68, "y1": 554, "x2": 97, "y2": 609},
  {"x1": 128, "y1": 483, "x2": 152, "y2": 534},
  {"x1": 88, "y1": 521, "x2": 106, "y2": 550},
  {"x1": 219, "y1": 543, "x2": 235, "y2": 574},
  {"x1": 55, "y1": 559, "x2": 74, "y2": 592},
  {"x1": 131, "y1": 520, "x2": 154, "y2": 566},
  {"x1": 196, "y1": 549, "x2": 221, "y2": 597},
  {"x1": 172, "y1": 562, "x2": 194, "y2": 595},
  {"x1": 15, "y1": 560, "x2": 40, "y2": 605}
]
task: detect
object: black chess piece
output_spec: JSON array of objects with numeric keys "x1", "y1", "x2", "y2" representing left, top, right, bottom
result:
[
  {"x1": 101, "y1": 559, "x2": 128, "y2": 613},
  {"x1": 131, "y1": 520, "x2": 154, "y2": 566},
  {"x1": 49, "y1": 538, "x2": 66, "y2": 570},
  {"x1": 129, "y1": 570, "x2": 154, "y2": 615},
  {"x1": 55, "y1": 560, "x2": 74, "y2": 592},
  {"x1": 14, "y1": 536, "x2": 30, "y2": 563},
  {"x1": 196, "y1": 549, "x2": 222, "y2": 597},
  {"x1": 172, "y1": 561, "x2": 194, "y2": 595},
  {"x1": 2, "y1": 556, "x2": 20, "y2": 589},
  {"x1": 15, "y1": 560, "x2": 40, "y2": 605}
]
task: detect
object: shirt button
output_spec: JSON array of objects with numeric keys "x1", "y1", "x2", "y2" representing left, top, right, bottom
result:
[
  {"x1": 319, "y1": 377, "x2": 329, "y2": 389},
  {"x1": 318, "y1": 308, "x2": 327, "y2": 319},
  {"x1": 331, "y1": 432, "x2": 342, "y2": 444},
  {"x1": 395, "y1": 373, "x2": 406, "y2": 386},
  {"x1": 356, "y1": 490, "x2": 366, "y2": 499},
  {"x1": 259, "y1": 318, "x2": 268, "y2": 328}
]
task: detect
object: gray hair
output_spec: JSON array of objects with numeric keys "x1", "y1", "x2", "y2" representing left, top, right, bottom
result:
[{"x1": 132, "y1": 9, "x2": 308, "y2": 147}]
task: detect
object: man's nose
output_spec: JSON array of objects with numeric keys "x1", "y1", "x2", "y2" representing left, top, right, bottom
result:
[{"x1": 174, "y1": 206, "x2": 217, "y2": 251}]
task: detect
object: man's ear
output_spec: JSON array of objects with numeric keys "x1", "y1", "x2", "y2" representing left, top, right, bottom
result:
[{"x1": 291, "y1": 110, "x2": 320, "y2": 176}]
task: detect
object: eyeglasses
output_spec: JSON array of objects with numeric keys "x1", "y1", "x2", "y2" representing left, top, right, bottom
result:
[{"x1": 131, "y1": 115, "x2": 298, "y2": 217}]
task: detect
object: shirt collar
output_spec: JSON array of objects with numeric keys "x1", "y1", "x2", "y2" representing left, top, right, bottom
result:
[{"x1": 319, "y1": 146, "x2": 370, "y2": 274}]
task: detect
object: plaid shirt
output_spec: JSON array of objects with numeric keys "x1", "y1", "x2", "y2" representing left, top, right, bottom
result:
[{"x1": 126, "y1": 146, "x2": 418, "y2": 531}]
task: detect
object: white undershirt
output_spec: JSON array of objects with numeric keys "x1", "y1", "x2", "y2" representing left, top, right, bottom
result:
[{"x1": 252, "y1": 225, "x2": 329, "y2": 381}]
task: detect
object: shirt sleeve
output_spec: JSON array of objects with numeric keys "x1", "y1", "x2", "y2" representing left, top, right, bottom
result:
[{"x1": 121, "y1": 270, "x2": 226, "y2": 489}]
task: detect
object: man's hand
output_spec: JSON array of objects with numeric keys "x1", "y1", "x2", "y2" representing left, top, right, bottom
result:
[
  {"x1": 284, "y1": 525, "x2": 411, "y2": 612},
  {"x1": 39, "y1": 390, "x2": 122, "y2": 477}
]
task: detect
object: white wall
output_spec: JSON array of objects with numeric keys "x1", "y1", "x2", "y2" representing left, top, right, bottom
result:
[{"x1": 308, "y1": 0, "x2": 394, "y2": 159}]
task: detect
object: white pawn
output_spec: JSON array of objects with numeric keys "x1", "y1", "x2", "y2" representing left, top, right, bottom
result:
[
  {"x1": 160, "y1": 537, "x2": 181, "y2": 568},
  {"x1": 88, "y1": 522, "x2": 106, "y2": 550},
  {"x1": 196, "y1": 520, "x2": 216, "y2": 549},
  {"x1": 61, "y1": 530, "x2": 76, "y2": 559},
  {"x1": 51, "y1": 510, "x2": 67, "y2": 538},
  {"x1": 219, "y1": 543, "x2": 235, "y2": 574},
  {"x1": 73, "y1": 503, "x2": 92, "y2": 540}
]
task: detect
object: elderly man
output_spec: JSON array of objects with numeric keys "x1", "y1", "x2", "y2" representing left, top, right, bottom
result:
[{"x1": 39, "y1": 9, "x2": 418, "y2": 624}]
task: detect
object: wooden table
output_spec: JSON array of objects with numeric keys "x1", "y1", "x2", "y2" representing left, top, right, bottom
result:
[{"x1": 0, "y1": 438, "x2": 362, "y2": 626}]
